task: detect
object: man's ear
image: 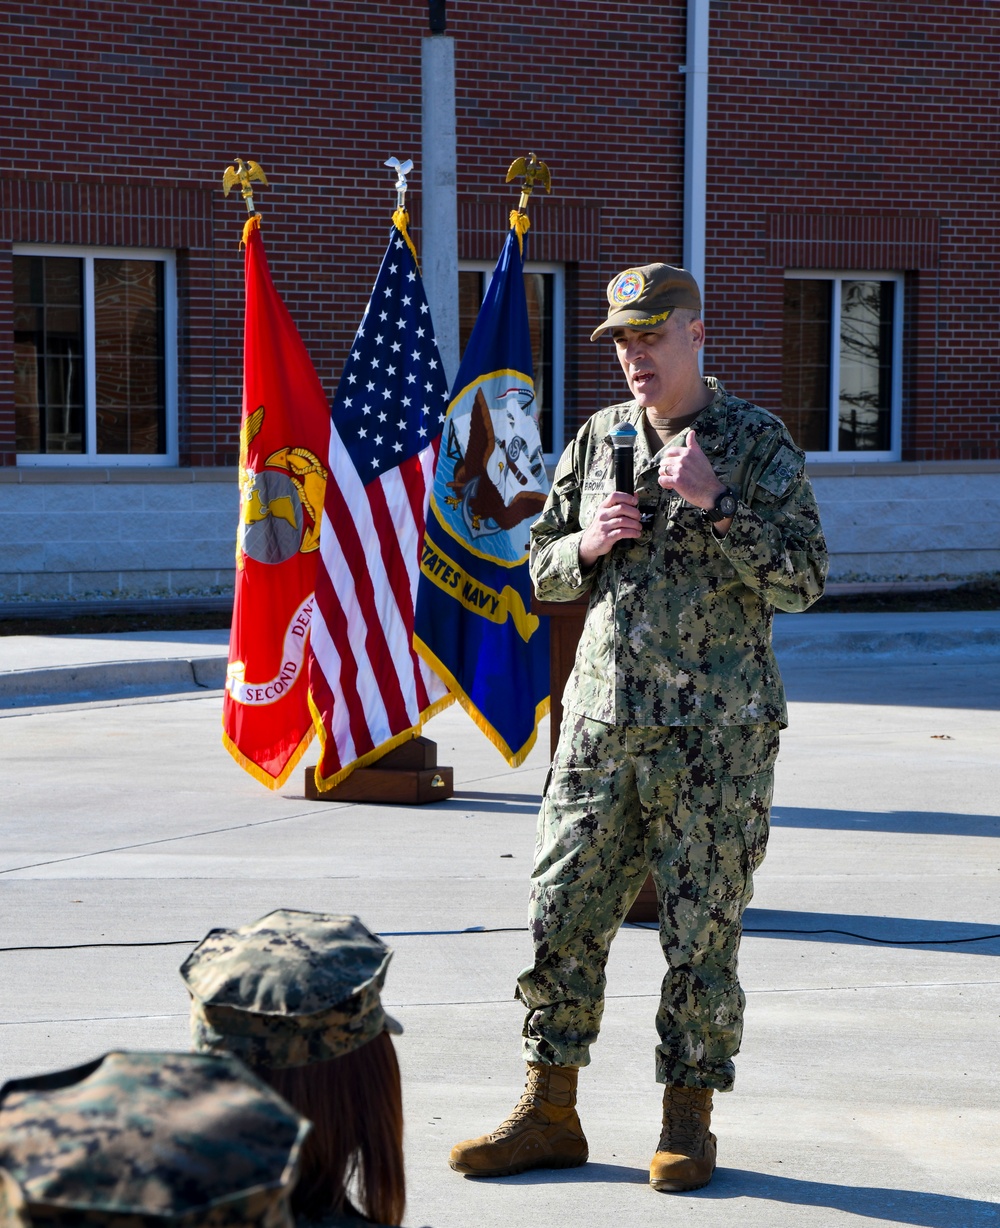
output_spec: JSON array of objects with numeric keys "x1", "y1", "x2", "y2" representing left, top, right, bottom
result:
[{"x1": 689, "y1": 317, "x2": 705, "y2": 352}]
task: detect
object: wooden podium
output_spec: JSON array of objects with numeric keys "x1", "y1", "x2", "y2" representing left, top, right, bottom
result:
[
  {"x1": 304, "y1": 735, "x2": 454, "y2": 804},
  {"x1": 531, "y1": 594, "x2": 658, "y2": 923}
]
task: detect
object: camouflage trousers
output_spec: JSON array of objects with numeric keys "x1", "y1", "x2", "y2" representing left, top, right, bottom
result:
[{"x1": 516, "y1": 715, "x2": 780, "y2": 1091}]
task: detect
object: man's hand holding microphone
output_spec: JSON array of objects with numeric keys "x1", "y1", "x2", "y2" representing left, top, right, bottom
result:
[
  {"x1": 578, "y1": 423, "x2": 641, "y2": 569},
  {"x1": 579, "y1": 423, "x2": 733, "y2": 571}
]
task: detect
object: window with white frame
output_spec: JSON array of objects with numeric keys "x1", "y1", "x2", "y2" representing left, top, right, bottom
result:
[
  {"x1": 458, "y1": 261, "x2": 565, "y2": 461},
  {"x1": 13, "y1": 246, "x2": 177, "y2": 464},
  {"x1": 781, "y1": 271, "x2": 903, "y2": 460}
]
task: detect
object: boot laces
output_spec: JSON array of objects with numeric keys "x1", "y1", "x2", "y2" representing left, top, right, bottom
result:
[
  {"x1": 658, "y1": 1092, "x2": 708, "y2": 1154},
  {"x1": 490, "y1": 1073, "x2": 551, "y2": 1138}
]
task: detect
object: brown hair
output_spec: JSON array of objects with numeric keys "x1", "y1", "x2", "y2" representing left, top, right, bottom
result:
[{"x1": 259, "y1": 1031, "x2": 405, "y2": 1226}]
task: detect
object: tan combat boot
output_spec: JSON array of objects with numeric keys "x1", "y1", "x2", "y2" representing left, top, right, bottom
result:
[
  {"x1": 649, "y1": 1084, "x2": 717, "y2": 1192},
  {"x1": 449, "y1": 1063, "x2": 589, "y2": 1177}
]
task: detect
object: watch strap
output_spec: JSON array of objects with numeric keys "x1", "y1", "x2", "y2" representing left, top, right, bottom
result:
[{"x1": 703, "y1": 486, "x2": 738, "y2": 524}]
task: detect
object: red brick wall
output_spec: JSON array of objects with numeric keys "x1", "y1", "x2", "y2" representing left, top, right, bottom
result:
[
  {"x1": 0, "y1": 1, "x2": 690, "y2": 466},
  {"x1": 1, "y1": 1, "x2": 997, "y2": 465},
  {"x1": 707, "y1": 0, "x2": 1000, "y2": 460}
]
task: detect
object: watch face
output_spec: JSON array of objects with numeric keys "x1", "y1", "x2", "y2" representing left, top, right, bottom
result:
[{"x1": 719, "y1": 494, "x2": 737, "y2": 516}]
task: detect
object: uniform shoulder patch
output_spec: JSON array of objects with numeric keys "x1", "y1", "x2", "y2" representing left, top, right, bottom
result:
[{"x1": 757, "y1": 444, "x2": 804, "y2": 497}]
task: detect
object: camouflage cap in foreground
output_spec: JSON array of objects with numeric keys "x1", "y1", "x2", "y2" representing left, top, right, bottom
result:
[
  {"x1": 181, "y1": 910, "x2": 403, "y2": 1069},
  {"x1": 0, "y1": 1050, "x2": 310, "y2": 1227}
]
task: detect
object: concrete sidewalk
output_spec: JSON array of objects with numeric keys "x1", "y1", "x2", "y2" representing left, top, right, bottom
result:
[
  {"x1": 2, "y1": 611, "x2": 1000, "y2": 709},
  {"x1": 1, "y1": 614, "x2": 998, "y2": 1226}
]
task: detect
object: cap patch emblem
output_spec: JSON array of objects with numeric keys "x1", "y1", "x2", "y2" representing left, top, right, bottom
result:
[{"x1": 611, "y1": 270, "x2": 644, "y2": 305}]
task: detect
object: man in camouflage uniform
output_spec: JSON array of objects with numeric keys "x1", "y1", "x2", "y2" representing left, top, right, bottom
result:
[{"x1": 450, "y1": 263, "x2": 827, "y2": 1191}]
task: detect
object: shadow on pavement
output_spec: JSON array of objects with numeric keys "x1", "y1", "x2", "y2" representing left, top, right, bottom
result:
[
  {"x1": 464, "y1": 1160, "x2": 648, "y2": 1185},
  {"x1": 701, "y1": 1168, "x2": 1000, "y2": 1227},
  {"x1": 772, "y1": 807, "x2": 1000, "y2": 839},
  {"x1": 743, "y1": 908, "x2": 1000, "y2": 954},
  {"x1": 456, "y1": 1164, "x2": 999, "y2": 1225},
  {"x1": 449, "y1": 791, "x2": 540, "y2": 815}
]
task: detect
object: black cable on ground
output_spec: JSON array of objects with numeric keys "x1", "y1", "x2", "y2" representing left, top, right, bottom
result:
[
  {"x1": 627, "y1": 923, "x2": 1000, "y2": 946},
  {"x1": 743, "y1": 926, "x2": 1000, "y2": 945},
  {"x1": 2, "y1": 924, "x2": 999, "y2": 954}
]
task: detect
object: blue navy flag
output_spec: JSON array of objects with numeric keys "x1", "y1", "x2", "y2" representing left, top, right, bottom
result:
[{"x1": 414, "y1": 216, "x2": 550, "y2": 766}]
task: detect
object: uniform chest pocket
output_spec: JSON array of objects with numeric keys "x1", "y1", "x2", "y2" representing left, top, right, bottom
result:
[{"x1": 579, "y1": 474, "x2": 613, "y2": 528}]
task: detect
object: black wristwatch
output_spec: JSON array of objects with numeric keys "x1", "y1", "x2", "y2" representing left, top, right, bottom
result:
[{"x1": 703, "y1": 486, "x2": 738, "y2": 524}]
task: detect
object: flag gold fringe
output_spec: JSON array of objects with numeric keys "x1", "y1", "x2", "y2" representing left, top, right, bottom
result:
[
  {"x1": 392, "y1": 208, "x2": 420, "y2": 267},
  {"x1": 221, "y1": 719, "x2": 315, "y2": 791},
  {"x1": 414, "y1": 636, "x2": 550, "y2": 769},
  {"x1": 306, "y1": 686, "x2": 455, "y2": 794},
  {"x1": 508, "y1": 209, "x2": 531, "y2": 256},
  {"x1": 240, "y1": 213, "x2": 262, "y2": 249}
]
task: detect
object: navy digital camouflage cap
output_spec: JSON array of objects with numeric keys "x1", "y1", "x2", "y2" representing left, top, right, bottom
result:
[
  {"x1": 181, "y1": 911, "x2": 403, "y2": 1069},
  {"x1": 0, "y1": 1050, "x2": 310, "y2": 1227}
]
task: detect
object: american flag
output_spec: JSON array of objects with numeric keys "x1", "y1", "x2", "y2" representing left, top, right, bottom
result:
[{"x1": 308, "y1": 214, "x2": 452, "y2": 789}]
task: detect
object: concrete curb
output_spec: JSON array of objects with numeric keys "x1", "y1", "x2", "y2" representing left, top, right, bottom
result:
[
  {"x1": 0, "y1": 596, "x2": 233, "y2": 621},
  {"x1": 0, "y1": 657, "x2": 228, "y2": 708}
]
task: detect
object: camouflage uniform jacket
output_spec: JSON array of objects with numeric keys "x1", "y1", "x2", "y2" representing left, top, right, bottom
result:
[{"x1": 529, "y1": 379, "x2": 828, "y2": 728}]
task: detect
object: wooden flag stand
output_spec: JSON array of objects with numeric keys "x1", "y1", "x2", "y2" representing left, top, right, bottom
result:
[
  {"x1": 304, "y1": 736, "x2": 453, "y2": 804},
  {"x1": 531, "y1": 593, "x2": 657, "y2": 924}
]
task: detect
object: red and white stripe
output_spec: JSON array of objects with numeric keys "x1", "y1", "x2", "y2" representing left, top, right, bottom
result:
[{"x1": 308, "y1": 425, "x2": 447, "y2": 782}]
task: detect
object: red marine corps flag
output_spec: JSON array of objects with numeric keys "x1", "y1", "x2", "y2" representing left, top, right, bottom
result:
[{"x1": 222, "y1": 191, "x2": 331, "y2": 789}]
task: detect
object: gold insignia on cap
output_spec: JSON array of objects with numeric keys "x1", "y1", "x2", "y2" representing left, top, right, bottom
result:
[
  {"x1": 625, "y1": 308, "x2": 673, "y2": 326},
  {"x1": 611, "y1": 269, "x2": 644, "y2": 305}
]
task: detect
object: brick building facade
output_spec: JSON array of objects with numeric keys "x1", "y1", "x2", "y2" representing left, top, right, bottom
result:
[{"x1": 1, "y1": 0, "x2": 997, "y2": 601}]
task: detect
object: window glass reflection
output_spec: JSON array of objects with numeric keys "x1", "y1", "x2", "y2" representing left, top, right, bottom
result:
[
  {"x1": 838, "y1": 280, "x2": 894, "y2": 451},
  {"x1": 13, "y1": 255, "x2": 85, "y2": 453},
  {"x1": 94, "y1": 258, "x2": 165, "y2": 454},
  {"x1": 781, "y1": 278, "x2": 831, "y2": 452}
]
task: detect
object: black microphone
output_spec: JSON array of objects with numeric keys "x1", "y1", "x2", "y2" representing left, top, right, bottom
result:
[{"x1": 610, "y1": 421, "x2": 638, "y2": 495}]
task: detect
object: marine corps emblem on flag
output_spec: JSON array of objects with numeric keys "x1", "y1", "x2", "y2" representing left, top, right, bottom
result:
[{"x1": 236, "y1": 405, "x2": 328, "y2": 568}]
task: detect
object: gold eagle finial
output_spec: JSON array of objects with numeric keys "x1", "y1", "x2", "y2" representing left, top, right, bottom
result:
[
  {"x1": 222, "y1": 158, "x2": 269, "y2": 213},
  {"x1": 506, "y1": 153, "x2": 552, "y2": 214}
]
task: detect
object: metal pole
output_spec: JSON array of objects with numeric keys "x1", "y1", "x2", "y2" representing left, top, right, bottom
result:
[
  {"x1": 683, "y1": 0, "x2": 709, "y2": 373},
  {"x1": 421, "y1": 6, "x2": 459, "y2": 386}
]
